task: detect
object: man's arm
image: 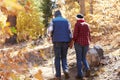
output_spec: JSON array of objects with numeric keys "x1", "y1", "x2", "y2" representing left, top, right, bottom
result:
[
  {"x1": 73, "y1": 23, "x2": 79, "y2": 41},
  {"x1": 68, "y1": 22, "x2": 72, "y2": 38},
  {"x1": 67, "y1": 21, "x2": 74, "y2": 48},
  {"x1": 47, "y1": 21, "x2": 53, "y2": 37}
]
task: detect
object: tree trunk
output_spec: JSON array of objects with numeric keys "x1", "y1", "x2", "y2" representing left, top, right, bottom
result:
[
  {"x1": 78, "y1": 0, "x2": 85, "y2": 15},
  {"x1": 7, "y1": 15, "x2": 16, "y2": 27},
  {"x1": 90, "y1": 0, "x2": 93, "y2": 14}
]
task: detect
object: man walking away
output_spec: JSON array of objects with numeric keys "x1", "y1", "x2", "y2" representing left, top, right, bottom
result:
[{"x1": 48, "y1": 10, "x2": 72, "y2": 80}]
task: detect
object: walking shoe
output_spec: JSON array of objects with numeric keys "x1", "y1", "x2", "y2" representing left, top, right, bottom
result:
[
  {"x1": 64, "y1": 71, "x2": 70, "y2": 79},
  {"x1": 75, "y1": 76, "x2": 86, "y2": 80},
  {"x1": 85, "y1": 69, "x2": 90, "y2": 77},
  {"x1": 54, "y1": 77, "x2": 61, "y2": 80}
]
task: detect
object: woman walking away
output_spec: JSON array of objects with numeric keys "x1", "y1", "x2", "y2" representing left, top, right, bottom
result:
[{"x1": 73, "y1": 14, "x2": 91, "y2": 80}]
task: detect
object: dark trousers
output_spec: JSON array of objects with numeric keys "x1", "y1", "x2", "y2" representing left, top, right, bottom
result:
[
  {"x1": 74, "y1": 43, "x2": 90, "y2": 77},
  {"x1": 53, "y1": 42, "x2": 69, "y2": 77}
]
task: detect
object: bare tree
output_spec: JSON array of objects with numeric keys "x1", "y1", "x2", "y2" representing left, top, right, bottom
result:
[
  {"x1": 90, "y1": 0, "x2": 93, "y2": 14},
  {"x1": 78, "y1": 0, "x2": 85, "y2": 15}
]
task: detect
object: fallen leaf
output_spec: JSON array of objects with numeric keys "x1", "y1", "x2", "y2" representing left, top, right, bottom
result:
[
  {"x1": 10, "y1": 72, "x2": 20, "y2": 80},
  {"x1": 39, "y1": 49, "x2": 47, "y2": 60},
  {"x1": 34, "y1": 70, "x2": 43, "y2": 80}
]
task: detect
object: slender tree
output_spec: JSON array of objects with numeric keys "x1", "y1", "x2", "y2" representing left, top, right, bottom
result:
[
  {"x1": 90, "y1": 0, "x2": 93, "y2": 14},
  {"x1": 78, "y1": 0, "x2": 86, "y2": 15}
]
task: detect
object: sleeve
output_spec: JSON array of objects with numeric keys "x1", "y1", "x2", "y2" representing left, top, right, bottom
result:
[
  {"x1": 47, "y1": 20, "x2": 53, "y2": 37},
  {"x1": 68, "y1": 22, "x2": 72, "y2": 39},
  {"x1": 73, "y1": 23, "x2": 79, "y2": 41}
]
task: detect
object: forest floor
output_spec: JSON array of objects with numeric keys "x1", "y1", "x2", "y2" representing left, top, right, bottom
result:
[
  {"x1": 0, "y1": 32, "x2": 119, "y2": 80},
  {"x1": 41, "y1": 32, "x2": 120, "y2": 80},
  {"x1": 41, "y1": 46, "x2": 120, "y2": 80}
]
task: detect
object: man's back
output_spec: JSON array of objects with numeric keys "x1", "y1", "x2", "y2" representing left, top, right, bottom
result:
[{"x1": 52, "y1": 16, "x2": 71, "y2": 42}]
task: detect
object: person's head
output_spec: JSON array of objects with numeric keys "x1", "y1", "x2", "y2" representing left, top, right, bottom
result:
[
  {"x1": 54, "y1": 10, "x2": 62, "y2": 17},
  {"x1": 76, "y1": 14, "x2": 84, "y2": 20}
]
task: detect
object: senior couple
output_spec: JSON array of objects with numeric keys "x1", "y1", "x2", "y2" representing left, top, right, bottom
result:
[{"x1": 48, "y1": 10, "x2": 91, "y2": 80}]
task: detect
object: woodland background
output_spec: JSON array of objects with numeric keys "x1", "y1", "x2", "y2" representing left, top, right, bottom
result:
[{"x1": 0, "y1": 0, "x2": 120, "y2": 80}]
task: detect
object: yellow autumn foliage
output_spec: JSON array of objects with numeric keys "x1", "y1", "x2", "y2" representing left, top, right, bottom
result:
[
  {"x1": 34, "y1": 70, "x2": 43, "y2": 80},
  {"x1": 1, "y1": 0, "x2": 23, "y2": 11},
  {"x1": 16, "y1": 0, "x2": 44, "y2": 41},
  {"x1": 16, "y1": 11, "x2": 44, "y2": 41},
  {"x1": 10, "y1": 72, "x2": 20, "y2": 80},
  {"x1": 0, "y1": 11, "x2": 7, "y2": 28}
]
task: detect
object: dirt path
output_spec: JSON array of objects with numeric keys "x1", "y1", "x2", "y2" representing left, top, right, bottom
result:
[
  {"x1": 41, "y1": 48, "x2": 120, "y2": 80},
  {"x1": 3, "y1": 41, "x2": 119, "y2": 80},
  {"x1": 41, "y1": 49, "x2": 77, "y2": 80},
  {"x1": 95, "y1": 60, "x2": 120, "y2": 80},
  {"x1": 93, "y1": 49, "x2": 120, "y2": 80}
]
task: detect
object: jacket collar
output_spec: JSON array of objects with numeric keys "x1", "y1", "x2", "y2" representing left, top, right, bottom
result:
[{"x1": 77, "y1": 20, "x2": 85, "y2": 23}]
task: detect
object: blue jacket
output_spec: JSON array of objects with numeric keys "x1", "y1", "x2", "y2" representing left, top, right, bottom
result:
[{"x1": 52, "y1": 16, "x2": 71, "y2": 42}]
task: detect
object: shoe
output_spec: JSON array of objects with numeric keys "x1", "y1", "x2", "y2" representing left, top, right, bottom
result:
[
  {"x1": 85, "y1": 69, "x2": 90, "y2": 77},
  {"x1": 64, "y1": 71, "x2": 70, "y2": 79},
  {"x1": 75, "y1": 76, "x2": 86, "y2": 80},
  {"x1": 54, "y1": 77, "x2": 61, "y2": 80},
  {"x1": 75, "y1": 76, "x2": 82, "y2": 80}
]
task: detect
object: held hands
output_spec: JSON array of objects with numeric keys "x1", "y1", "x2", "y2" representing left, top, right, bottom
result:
[
  {"x1": 69, "y1": 40, "x2": 74, "y2": 49},
  {"x1": 47, "y1": 36, "x2": 51, "y2": 42}
]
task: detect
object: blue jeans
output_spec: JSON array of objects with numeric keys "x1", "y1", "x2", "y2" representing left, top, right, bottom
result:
[
  {"x1": 74, "y1": 43, "x2": 90, "y2": 77},
  {"x1": 53, "y1": 42, "x2": 69, "y2": 77}
]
